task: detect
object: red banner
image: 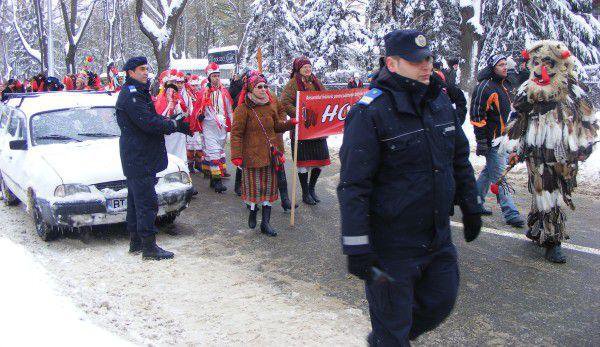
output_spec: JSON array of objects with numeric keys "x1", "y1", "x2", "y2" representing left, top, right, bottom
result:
[{"x1": 296, "y1": 88, "x2": 368, "y2": 140}]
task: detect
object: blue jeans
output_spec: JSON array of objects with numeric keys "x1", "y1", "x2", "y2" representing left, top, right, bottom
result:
[{"x1": 476, "y1": 145, "x2": 520, "y2": 222}]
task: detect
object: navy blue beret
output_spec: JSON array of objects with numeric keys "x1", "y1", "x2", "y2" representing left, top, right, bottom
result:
[
  {"x1": 384, "y1": 29, "x2": 432, "y2": 62},
  {"x1": 123, "y1": 56, "x2": 148, "y2": 72}
]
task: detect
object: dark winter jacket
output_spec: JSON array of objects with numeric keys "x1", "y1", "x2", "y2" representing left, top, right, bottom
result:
[
  {"x1": 337, "y1": 67, "x2": 481, "y2": 258},
  {"x1": 443, "y1": 67, "x2": 458, "y2": 87},
  {"x1": 434, "y1": 73, "x2": 468, "y2": 124},
  {"x1": 228, "y1": 78, "x2": 244, "y2": 109},
  {"x1": 116, "y1": 76, "x2": 177, "y2": 178},
  {"x1": 470, "y1": 66, "x2": 512, "y2": 145}
]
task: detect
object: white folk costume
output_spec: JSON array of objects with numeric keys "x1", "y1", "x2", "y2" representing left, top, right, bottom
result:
[
  {"x1": 154, "y1": 70, "x2": 189, "y2": 163},
  {"x1": 197, "y1": 63, "x2": 234, "y2": 192},
  {"x1": 182, "y1": 75, "x2": 205, "y2": 173},
  {"x1": 499, "y1": 40, "x2": 598, "y2": 263}
]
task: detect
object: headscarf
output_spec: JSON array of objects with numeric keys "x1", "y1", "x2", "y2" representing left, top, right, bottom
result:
[{"x1": 290, "y1": 57, "x2": 324, "y2": 92}]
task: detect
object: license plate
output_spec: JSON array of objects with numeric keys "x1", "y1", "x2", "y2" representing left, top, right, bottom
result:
[{"x1": 107, "y1": 198, "x2": 127, "y2": 212}]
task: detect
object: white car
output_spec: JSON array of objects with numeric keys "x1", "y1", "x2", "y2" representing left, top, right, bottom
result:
[{"x1": 0, "y1": 91, "x2": 194, "y2": 241}]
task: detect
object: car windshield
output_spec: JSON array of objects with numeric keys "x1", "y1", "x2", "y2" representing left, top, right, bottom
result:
[{"x1": 31, "y1": 107, "x2": 120, "y2": 145}]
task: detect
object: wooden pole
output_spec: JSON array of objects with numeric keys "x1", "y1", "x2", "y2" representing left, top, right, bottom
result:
[
  {"x1": 290, "y1": 91, "x2": 300, "y2": 227},
  {"x1": 257, "y1": 47, "x2": 263, "y2": 73}
]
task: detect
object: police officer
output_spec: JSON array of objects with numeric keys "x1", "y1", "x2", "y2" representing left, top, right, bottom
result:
[
  {"x1": 116, "y1": 56, "x2": 191, "y2": 260},
  {"x1": 337, "y1": 30, "x2": 483, "y2": 345}
]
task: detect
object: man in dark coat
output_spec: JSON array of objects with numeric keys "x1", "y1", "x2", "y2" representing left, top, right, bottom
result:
[
  {"x1": 337, "y1": 30, "x2": 483, "y2": 345},
  {"x1": 470, "y1": 54, "x2": 525, "y2": 227},
  {"x1": 116, "y1": 56, "x2": 191, "y2": 260}
]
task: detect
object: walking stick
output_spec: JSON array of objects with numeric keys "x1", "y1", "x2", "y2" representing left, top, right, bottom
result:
[{"x1": 290, "y1": 91, "x2": 300, "y2": 227}]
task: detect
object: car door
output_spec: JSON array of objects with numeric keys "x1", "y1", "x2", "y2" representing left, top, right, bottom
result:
[{"x1": 0, "y1": 110, "x2": 28, "y2": 201}]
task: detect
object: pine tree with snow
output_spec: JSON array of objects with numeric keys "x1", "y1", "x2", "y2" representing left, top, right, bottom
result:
[
  {"x1": 242, "y1": 0, "x2": 308, "y2": 77},
  {"x1": 395, "y1": 0, "x2": 462, "y2": 60},
  {"x1": 302, "y1": 0, "x2": 367, "y2": 72},
  {"x1": 478, "y1": 0, "x2": 600, "y2": 68}
]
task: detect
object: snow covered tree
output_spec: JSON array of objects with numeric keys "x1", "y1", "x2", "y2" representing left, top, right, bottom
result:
[
  {"x1": 241, "y1": 0, "x2": 308, "y2": 77},
  {"x1": 10, "y1": 0, "x2": 49, "y2": 74},
  {"x1": 59, "y1": 0, "x2": 98, "y2": 73},
  {"x1": 302, "y1": 0, "x2": 367, "y2": 72},
  {"x1": 135, "y1": 0, "x2": 189, "y2": 73},
  {"x1": 479, "y1": 0, "x2": 600, "y2": 69},
  {"x1": 394, "y1": 0, "x2": 462, "y2": 60}
]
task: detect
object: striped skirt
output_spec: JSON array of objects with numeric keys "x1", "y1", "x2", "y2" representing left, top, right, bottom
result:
[
  {"x1": 290, "y1": 136, "x2": 331, "y2": 168},
  {"x1": 241, "y1": 165, "x2": 279, "y2": 205}
]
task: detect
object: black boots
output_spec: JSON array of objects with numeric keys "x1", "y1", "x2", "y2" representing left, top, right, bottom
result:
[
  {"x1": 248, "y1": 205, "x2": 258, "y2": 229},
  {"x1": 545, "y1": 243, "x2": 566, "y2": 263},
  {"x1": 211, "y1": 177, "x2": 227, "y2": 193},
  {"x1": 129, "y1": 232, "x2": 142, "y2": 253},
  {"x1": 142, "y1": 234, "x2": 174, "y2": 260},
  {"x1": 278, "y1": 169, "x2": 297, "y2": 211},
  {"x1": 260, "y1": 205, "x2": 277, "y2": 237},
  {"x1": 234, "y1": 167, "x2": 242, "y2": 196},
  {"x1": 299, "y1": 172, "x2": 316, "y2": 205},
  {"x1": 308, "y1": 168, "x2": 322, "y2": 203}
]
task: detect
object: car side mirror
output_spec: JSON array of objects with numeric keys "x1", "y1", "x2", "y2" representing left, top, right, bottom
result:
[{"x1": 9, "y1": 139, "x2": 27, "y2": 150}]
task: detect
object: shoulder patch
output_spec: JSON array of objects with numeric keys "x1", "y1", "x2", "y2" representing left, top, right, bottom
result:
[
  {"x1": 128, "y1": 85, "x2": 137, "y2": 93},
  {"x1": 358, "y1": 88, "x2": 383, "y2": 106}
]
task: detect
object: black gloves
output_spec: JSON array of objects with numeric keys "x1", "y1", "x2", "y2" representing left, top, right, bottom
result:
[
  {"x1": 475, "y1": 138, "x2": 490, "y2": 156},
  {"x1": 347, "y1": 253, "x2": 379, "y2": 281},
  {"x1": 175, "y1": 118, "x2": 191, "y2": 135},
  {"x1": 462, "y1": 212, "x2": 482, "y2": 242},
  {"x1": 535, "y1": 101, "x2": 558, "y2": 115},
  {"x1": 197, "y1": 114, "x2": 205, "y2": 122}
]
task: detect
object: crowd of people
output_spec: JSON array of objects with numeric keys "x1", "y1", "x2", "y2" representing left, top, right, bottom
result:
[{"x1": 1, "y1": 28, "x2": 596, "y2": 346}]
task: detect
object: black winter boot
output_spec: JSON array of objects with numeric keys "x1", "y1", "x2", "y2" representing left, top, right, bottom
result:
[
  {"x1": 299, "y1": 172, "x2": 316, "y2": 205},
  {"x1": 129, "y1": 232, "x2": 142, "y2": 254},
  {"x1": 309, "y1": 168, "x2": 322, "y2": 203},
  {"x1": 142, "y1": 234, "x2": 174, "y2": 260},
  {"x1": 545, "y1": 243, "x2": 566, "y2": 263},
  {"x1": 248, "y1": 205, "x2": 258, "y2": 229},
  {"x1": 234, "y1": 167, "x2": 242, "y2": 196},
  {"x1": 278, "y1": 169, "x2": 297, "y2": 211},
  {"x1": 212, "y1": 177, "x2": 227, "y2": 193},
  {"x1": 260, "y1": 205, "x2": 277, "y2": 237}
]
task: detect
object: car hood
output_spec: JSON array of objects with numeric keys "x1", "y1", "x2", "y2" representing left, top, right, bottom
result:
[{"x1": 33, "y1": 138, "x2": 183, "y2": 185}]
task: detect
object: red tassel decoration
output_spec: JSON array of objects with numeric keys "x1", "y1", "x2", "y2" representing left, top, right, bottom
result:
[
  {"x1": 521, "y1": 49, "x2": 530, "y2": 61},
  {"x1": 560, "y1": 50, "x2": 571, "y2": 59},
  {"x1": 490, "y1": 183, "x2": 499, "y2": 196}
]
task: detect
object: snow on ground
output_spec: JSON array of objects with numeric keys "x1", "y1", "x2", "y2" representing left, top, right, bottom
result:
[
  {"x1": 0, "y1": 237, "x2": 130, "y2": 346},
  {"x1": 0, "y1": 205, "x2": 369, "y2": 346}
]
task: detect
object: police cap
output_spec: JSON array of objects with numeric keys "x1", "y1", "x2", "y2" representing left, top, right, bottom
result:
[
  {"x1": 384, "y1": 29, "x2": 432, "y2": 62},
  {"x1": 123, "y1": 56, "x2": 148, "y2": 72}
]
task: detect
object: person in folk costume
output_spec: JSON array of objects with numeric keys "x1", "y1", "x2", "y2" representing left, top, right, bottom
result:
[
  {"x1": 74, "y1": 73, "x2": 87, "y2": 90},
  {"x1": 154, "y1": 69, "x2": 193, "y2": 164},
  {"x1": 184, "y1": 75, "x2": 206, "y2": 174},
  {"x1": 230, "y1": 71, "x2": 299, "y2": 236},
  {"x1": 280, "y1": 57, "x2": 331, "y2": 205},
  {"x1": 63, "y1": 75, "x2": 76, "y2": 91},
  {"x1": 498, "y1": 40, "x2": 598, "y2": 263},
  {"x1": 31, "y1": 73, "x2": 46, "y2": 92},
  {"x1": 106, "y1": 62, "x2": 123, "y2": 92},
  {"x1": 196, "y1": 62, "x2": 234, "y2": 193}
]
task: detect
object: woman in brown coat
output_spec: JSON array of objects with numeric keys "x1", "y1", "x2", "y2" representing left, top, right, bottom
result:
[
  {"x1": 231, "y1": 72, "x2": 297, "y2": 236},
  {"x1": 280, "y1": 57, "x2": 330, "y2": 205}
]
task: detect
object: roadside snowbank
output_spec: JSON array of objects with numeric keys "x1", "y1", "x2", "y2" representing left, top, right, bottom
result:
[{"x1": 0, "y1": 238, "x2": 130, "y2": 346}]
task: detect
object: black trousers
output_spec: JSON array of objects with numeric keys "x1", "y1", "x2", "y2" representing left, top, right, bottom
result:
[
  {"x1": 126, "y1": 176, "x2": 159, "y2": 239},
  {"x1": 366, "y1": 244, "x2": 459, "y2": 346}
]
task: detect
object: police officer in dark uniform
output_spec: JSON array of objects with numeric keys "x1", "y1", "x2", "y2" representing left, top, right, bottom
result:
[
  {"x1": 116, "y1": 56, "x2": 191, "y2": 260},
  {"x1": 337, "y1": 30, "x2": 483, "y2": 345}
]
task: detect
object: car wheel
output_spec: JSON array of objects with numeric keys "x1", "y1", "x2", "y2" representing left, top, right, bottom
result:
[
  {"x1": 1, "y1": 176, "x2": 20, "y2": 206},
  {"x1": 33, "y1": 201, "x2": 57, "y2": 241}
]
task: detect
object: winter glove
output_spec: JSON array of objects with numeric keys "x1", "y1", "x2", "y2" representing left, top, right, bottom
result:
[
  {"x1": 535, "y1": 101, "x2": 557, "y2": 115},
  {"x1": 462, "y1": 212, "x2": 482, "y2": 242},
  {"x1": 476, "y1": 138, "x2": 490, "y2": 156},
  {"x1": 231, "y1": 158, "x2": 243, "y2": 167},
  {"x1": 175, "y1": 118, "x2": 191, "y2": 136},
  {"x1": 347, "y1": 253, "x2": 379, "y2": 281}
]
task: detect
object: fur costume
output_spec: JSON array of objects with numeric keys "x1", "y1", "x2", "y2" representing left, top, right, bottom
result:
[{"x1": 500, "y1": 40, "x2": 598, "y2": 246}]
